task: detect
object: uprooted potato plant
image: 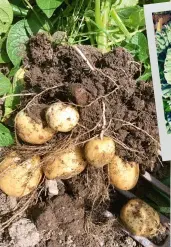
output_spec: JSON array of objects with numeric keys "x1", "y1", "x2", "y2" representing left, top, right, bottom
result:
[{"x1": 0, "y1": 33, "x2": 162, "y2": 246}]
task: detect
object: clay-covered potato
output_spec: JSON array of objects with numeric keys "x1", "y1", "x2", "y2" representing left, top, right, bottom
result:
[
  {"x1": 109, "y1": 156, "x2": 139, "y2": 190},
  {"x1": 0, "y1": 152, "x2": 42, "y2": 197},
  {"x1": 43, "y1": 146, "x2": 86, "y2": 179},
  {"x1": 120, "y1": 198, "x2": 160, "y2": 237},
  {"x1": 15, "y1": 110, "x2": 55, "y2": 144},
  {"x1": 84, "y1": 137, "x2": 115, "y2": 168},
  {"x1": 46, "y1": 102, "x2": 79, "y2": 132}
]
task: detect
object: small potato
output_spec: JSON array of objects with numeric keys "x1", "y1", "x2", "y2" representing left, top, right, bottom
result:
[
  {"x1": 46, "y1": 102, "x2": 79, "y2": 132},
  {"x1": 120, "y1": 198, "x2": 160, "y2": 237},
  {"x1": 109, "y1": 156, "x2": 139, "y2": 190},
  {"x1": 15, "y1": 111, "x2": 55, "y2": 144},
  {"x1": 43, "y1": 147, "x2": 86, "y2": 179},
  {"x1": 84, "y1": 137, "x2": 115, "y2": 168},
  {"x1": 0, "y1": 153, "x2": 42, "y2": 197}
]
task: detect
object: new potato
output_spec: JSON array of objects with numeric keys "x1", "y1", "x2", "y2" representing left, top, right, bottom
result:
[
  {"x1": 120, "y1": 198, "x2": 160, "y2": 237},
  {"x1": 43, "y1": 146, "x2": 86, "y2": 179},
  {"x1": 109, "y1": 156, "x2": 139, "y2": 190},
  {"x1": 15, "y1": 110, "x2": 55, "y2": 144},
  {"x1": 46, "y1": 102, "x2": 79, "y2": 132},
  {"x1": 0, "y1": 153, "x2": 42, "y2": 197},
  {"x1": 84, "y1": 137, "x2": 115, "y2": 168}
]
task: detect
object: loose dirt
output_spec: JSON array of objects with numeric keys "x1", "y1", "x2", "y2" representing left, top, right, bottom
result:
[
  {"x1": 0, "y1": 33, "x2": 168, "y2": 247},
  {"x1": 21, "y1": 33, "x2": 160, "y2": 172}
]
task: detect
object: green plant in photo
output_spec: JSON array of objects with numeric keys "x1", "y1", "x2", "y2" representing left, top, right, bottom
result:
[{"x1": 0, "y1": 0, "x2": 168, "y2": 146}]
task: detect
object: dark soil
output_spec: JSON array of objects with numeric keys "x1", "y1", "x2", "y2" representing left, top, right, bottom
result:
[
  {"x1": 22, "y1": 33, "x2": 160, "y2": 173},
  {"x1": 0, "y1": 33, "x2": 168, "y2": 247},
  {"x1": 30, "y1": 177, "x2": 139, "y2": 247}
]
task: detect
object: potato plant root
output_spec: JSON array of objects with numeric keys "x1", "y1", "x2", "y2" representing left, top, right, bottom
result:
[
  {"x1": 6, "y1": 33, "x2": 160, "y2": 173},
  {"x1": 0, "y1": 33, "x2": 167, "y2": 247}
]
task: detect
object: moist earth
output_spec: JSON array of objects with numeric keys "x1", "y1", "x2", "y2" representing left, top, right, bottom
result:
[
  {"x1": 22, "y1": 33, "x2": 160, "y2": 172},
  {"x1": 0, "y1": 33, "x2": 166, "y2": 247}
]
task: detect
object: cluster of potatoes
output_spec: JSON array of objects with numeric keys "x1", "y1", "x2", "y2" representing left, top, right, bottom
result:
[{"x1": 0, "y1": 102, "x2": 160, "y2": 237}]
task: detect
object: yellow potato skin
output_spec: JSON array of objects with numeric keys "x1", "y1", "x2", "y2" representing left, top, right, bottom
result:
[
  {"x1": 0, "y1": 153, "x2": 42, "y2": 197},
  {"x1": 120, "y1": 198, "x2": 160, "y2": 237},
  {"x1": 43, "y1": 147, "x2": 86, "y2": 179},
  {"x1": 109, "y1": 156, "x2": 139, "y2": 190},
  {"x1": 15, "y1": 111, "x2": 55, "y2": 144},
  {"x1": 84, "y1": 137, "x2": 115, "y2": 168}
]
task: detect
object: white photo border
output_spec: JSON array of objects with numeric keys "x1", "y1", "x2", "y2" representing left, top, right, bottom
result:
[{"x1": 144, "y1": 2, "x2": 171, "y2": 161}]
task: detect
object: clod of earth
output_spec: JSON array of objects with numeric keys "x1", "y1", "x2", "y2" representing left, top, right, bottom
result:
[{"x1": 8, "y1": 218, "x2": 40, "y2": 247}]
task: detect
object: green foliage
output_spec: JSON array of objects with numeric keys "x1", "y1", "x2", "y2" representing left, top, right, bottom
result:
[
  {"x1": 117, "y1": 6, "x2": 145, "y2": 29},
  {"x1": 0, "y1": 123, "x2": 14, "y2": 146},
  {"x1": 0, "y1": 0, "x2": 169, "y2": 146},
  {"x1": 125, "y1": 32, "x2": 149, "y2": 62},
  {"x1": 0, "y1": 0, "x2": 13, "y2": 34},
  {"x1": 4, "y1": 68, "x2": 25, "y2": 118},
  {"x1": 25, "y1": 7, "x2": 51, "y2": 35},
  {"x1": 11, "y1": 4, "x2": 28, "y2": 17},
  {"x1": 0, "y1": 37, "x2": 10, "y2": 63},
  {"x1": 6, "y1": 19, "x2": 30, "y2": 66},
  {"x1": 0, "y1": 72, "x2": 11, "y2": 96},
  {"x1": 36, "y1": 0, "x2": 63, "y2": 18},
  {"x1": 114, "y1": 0, "x2": 138, "y2": 8}
]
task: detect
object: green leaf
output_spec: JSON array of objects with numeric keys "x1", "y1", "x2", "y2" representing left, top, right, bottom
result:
[
  {"x1": 6, "y1": 20, "x2": 30, "y2": 66},
  {"x1": 114, "y1": 0, "x2": 138, "y2": 9},
  {"x1": 4, "y1": 68, "x2": 25, "y2": 118},
  {"x1": 131, "y1": 32, "x2": 149, "y2": 62},
  {"x1": 0, "y1": 123, "x2": 14, "y2": 146},
  {"x1": 36, "y1": 0, "x2": 63, "y2": 18},
  {"x1": 8, "y1": 65, "x2": 20, "y2": 78},
  {"x1": 124, "y1": 43, "x2": 138, "y2": 55},
  {"x1": 0, "y1": 72, "x2": 11, "y2": 96},
  {"x1": 162, "y1": 84, "x2": 171, "y2": 98},
  {"x1": 118, "y1": 6, "x2": 138, "y2": 20},
  {"x1": 0, "y1": 0, "x2": 13, "y2": 34},
  {"x1": 11, "y1": 4, "x2": 28, "y2": 17},
  {"x1": 117, "y1": 6, "x2": 145, "y2": 29},
  {"x1": 131, "y1": 32, "x2": 147, "y2": 47},
  {"x1": 128, "y1": 7, "x2": 145, "y2": 28},
  {"x1": 163, "y1": 100, "x2": 171, "y2": 112},
  {"x1": 25, "y1": 7, "x2": 51, "y2": 35},
  {"x1": 137, "y1": 70, "x2": 151, "y2": 81},
  {"x1": 9, "y1": 0, "x2": 26, "y2": 8},
  {"x1": 0, "y1": 37, "x2": 10, "y2": 63}
]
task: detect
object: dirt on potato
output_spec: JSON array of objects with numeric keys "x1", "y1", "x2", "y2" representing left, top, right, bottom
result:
[
  {"x1": 0, "y1": 33, "x2": 166, "y2": 247},
  {"x1": 21, "y1": 33, "x2": 160, "y2": 172}
]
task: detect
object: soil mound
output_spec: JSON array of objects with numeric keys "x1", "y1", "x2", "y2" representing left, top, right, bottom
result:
[{"x1": 22, "y1": 33, "x2": 160, "y2": 172}]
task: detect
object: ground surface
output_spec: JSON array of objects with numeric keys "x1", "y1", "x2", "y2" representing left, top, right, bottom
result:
[
  {"x1": 0, "y1": 34, "x2": 169, "y2": 247},
  {"x1": 21, "y1": 33, "x2": 160, "y2": 172}
]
